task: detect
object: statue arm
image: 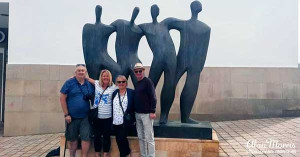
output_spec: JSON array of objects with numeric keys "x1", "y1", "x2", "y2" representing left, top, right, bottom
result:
[
  {"x1": 163, "y1": 17, "x2": 182, "y2": 30},
  {"x1": 199, "y1": 30, "x2": 211, "y2": 71},
  {"x1": 138, "y1": 24, "x2": 146, "y2": 35},
  {"x1": 106, "y1": 25, "x2": 116, "y2": 36},
  {"x1": 82, "y1": 24, "x2": 89, "y2": 55},
  {"x1": 110, "y1": 20, "x2": 118, "y2": 28}
]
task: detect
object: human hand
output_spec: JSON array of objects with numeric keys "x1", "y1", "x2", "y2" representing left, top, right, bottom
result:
[
  {"x1": 65, "y1": 115, "x2": 72, "y2": 124},
  {"x1": 149, "y1": 113, "x2": 156, "y2": 119}
]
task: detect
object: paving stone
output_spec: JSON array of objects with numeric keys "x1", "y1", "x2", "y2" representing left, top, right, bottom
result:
[
  {"x1": 1, "y1": 118, "x2": 299, "y2": 157},
  {"x1": 219, "y1": 152, "x2": 229, "y2": 156},
  {"x1": 227, "y1": 152, "x2": 241, "y2": 156},
  {"x1": 266, "y1": 154, "x2": 280, "y2": 157}
]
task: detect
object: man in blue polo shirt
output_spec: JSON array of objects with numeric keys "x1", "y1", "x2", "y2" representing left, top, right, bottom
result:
[{"x1": 60, "y1": 64, "x2": 94, "y2": 157}]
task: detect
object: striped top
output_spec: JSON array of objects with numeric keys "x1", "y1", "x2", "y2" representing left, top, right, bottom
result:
[{"x1": 93, "y1": 80, "x2": 117, "y2": 119}]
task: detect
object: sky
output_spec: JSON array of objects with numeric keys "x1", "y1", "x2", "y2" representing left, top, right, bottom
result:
[
  {"x1": 6, "y1": 0, "x2": 297, "y2": 67},
  {"x1": 0, "y1": 0, "x2": 298, "y2": 66}
]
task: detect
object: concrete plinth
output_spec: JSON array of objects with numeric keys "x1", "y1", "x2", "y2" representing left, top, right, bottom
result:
[{"x1": 60, "y1": 130, "x2": 219, "y2": 157}]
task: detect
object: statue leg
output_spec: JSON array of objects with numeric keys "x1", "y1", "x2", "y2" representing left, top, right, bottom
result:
[
  {"x1": 174, "y1": 59, "x2": 186, "y2": 86},
  {"x1": 123, "y1": 66, "x2": 138, "y2": 88},
  {"x1": 86, "y1": 63, "x2": 101, "y2": 80},
  {"x1": 119, "y1": 64, "x2": 131, "y2": 80},
  {"x1": 180, "y1": 70, "x2": 200, "y2": 124},
  {"x1": 103, "y1": 57, "x2": 122, "y2": 82},
  {"x1": 159, "y1": 67, "x2": 176, "y2": 124},
  {"x1": 129, "y1": 69, "x2": 138, "y2": 88},
  {"x1": 148, "y1": 60, "x2": 163, "y2": 88},
  {"x1": 120, "y1": 63, "x2": 128, "y2": 76}
]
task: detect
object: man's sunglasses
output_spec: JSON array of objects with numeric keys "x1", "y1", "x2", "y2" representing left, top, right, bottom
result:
[
  {"x1": 134, "y1": 70, "x2": 143, "y2": 74},
  {"x1": 76, "y1": 64, "x2": 86, "y2": 67},
  {"x1": 117, "y1": 81, "x2": 126, "y2": 84}
]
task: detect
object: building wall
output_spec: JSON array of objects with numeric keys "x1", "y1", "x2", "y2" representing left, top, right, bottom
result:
[
  {"x1": 4, "y1": 0, "x2": 298, "y2": 136},
  {"x1": 4, "y1": 64, "x2": 300, "y2": 136},
  {"x1": 7, "y1": 0, "x2": 298, "y2": 67}
]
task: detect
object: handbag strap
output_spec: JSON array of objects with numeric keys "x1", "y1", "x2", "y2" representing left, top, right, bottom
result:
[
  {"x1": 77, "y1": 80, "x2": 90, "y2": 96},
  {"x1": 95, "y1": 86, "x2": 108, "y2": 107},
  {"x1": 118, "y1": 90, "x2": 127, "y2": 114}
]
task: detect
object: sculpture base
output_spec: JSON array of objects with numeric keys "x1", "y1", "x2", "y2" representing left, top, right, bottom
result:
[
  {"x1": 60, "y1": 130, "x2": 219, "y2": 157},
  {"x1": 126, "y1": 121, "x2": 212, "y2": 140},
  {"x1": 155, "y1": 121, "x2": 212, "y2": 139}
]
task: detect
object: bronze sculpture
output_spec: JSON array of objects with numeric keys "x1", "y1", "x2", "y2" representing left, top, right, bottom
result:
[{"x1": 82, "y1": 1, "x2": 211, "y2": 124}]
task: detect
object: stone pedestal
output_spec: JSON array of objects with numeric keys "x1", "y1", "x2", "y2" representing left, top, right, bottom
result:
[
  {"x1": 154, "y1": 121, "x2": 212, "y2": 139},
  {"x1": 60, "y1": 130, "x2": 219, "y2": 157},
  {"x1": 126, "y1": 121, "x2": 213, "y2": 140}
]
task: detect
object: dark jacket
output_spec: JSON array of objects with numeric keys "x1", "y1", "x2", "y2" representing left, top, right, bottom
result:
[
  {"x1": 133, "y1": 77, "x2": 156, "y2": 113},
  {"x1": 111, "y1": 88, "x2": 135, "y2": 120}
]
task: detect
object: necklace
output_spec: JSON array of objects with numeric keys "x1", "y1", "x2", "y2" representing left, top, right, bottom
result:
[{"x1": 119, "y1": 89, "x2": 126, "y2": 96}]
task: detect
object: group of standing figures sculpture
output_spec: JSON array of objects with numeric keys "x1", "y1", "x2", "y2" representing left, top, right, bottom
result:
[{"x1": 82, "y1": 1, "x2": 211, "y2": 124}]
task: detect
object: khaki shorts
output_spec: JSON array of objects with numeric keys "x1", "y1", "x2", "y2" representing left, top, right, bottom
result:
[{"x1": 66, "y1": 116, "x2": 91, "y2": 141}]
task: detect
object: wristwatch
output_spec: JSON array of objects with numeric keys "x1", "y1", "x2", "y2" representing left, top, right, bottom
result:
[{"x1": 64, "y1": 114, "x2": 69, "y2": 117}]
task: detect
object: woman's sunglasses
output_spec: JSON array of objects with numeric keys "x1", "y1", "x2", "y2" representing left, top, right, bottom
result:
[{"x1": 117, "y1": 81, "x2": 126, "y2": 84}]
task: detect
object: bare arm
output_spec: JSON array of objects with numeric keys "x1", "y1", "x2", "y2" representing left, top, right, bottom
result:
[
  {"x1": 60, "y1": 93, "x2": 71, "y2": 123},
  {"x1": 87, "y1": 78, "x2": 95, "y2": 85},
  {"x1": 60, "y1": 93, "x2": 68, "y2": 115}
]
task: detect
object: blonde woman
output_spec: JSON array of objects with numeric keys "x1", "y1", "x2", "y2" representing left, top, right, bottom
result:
[{"x1": 88, "y1": 69, "x2": 117, "y2": 157}]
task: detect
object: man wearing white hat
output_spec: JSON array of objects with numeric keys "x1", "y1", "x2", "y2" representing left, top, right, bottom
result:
[{"x1": 133, "y1": 63, "x2": 157, "y2": 157}]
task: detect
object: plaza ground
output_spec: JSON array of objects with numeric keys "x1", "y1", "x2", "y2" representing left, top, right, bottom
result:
[{"x1": 0, "y1": 117, "x2": 299, "y2": 157}]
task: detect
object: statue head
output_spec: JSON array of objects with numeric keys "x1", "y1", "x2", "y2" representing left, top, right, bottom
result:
[
  {"x1": 190, "y1": 1, "x2": 202, "y2": 14},
  {"x1": 151, "y1": 5, "x2": 159, "y2": 20},
  {"x1": 131, "y1": 7, "x2": 140, "y2": 23},
  {"x1": 95, "y1": 5, "x2": 102, "y2": 21}
]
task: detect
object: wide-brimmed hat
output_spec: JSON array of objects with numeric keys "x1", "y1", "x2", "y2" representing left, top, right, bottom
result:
[{"x1": 133, "y1": 63, "x2": 145, "y2": 70}]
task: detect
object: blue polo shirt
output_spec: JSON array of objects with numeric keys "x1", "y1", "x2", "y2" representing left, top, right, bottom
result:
[{"x1": 60, "y1": 77, "x2": 94, "y2": 118}]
